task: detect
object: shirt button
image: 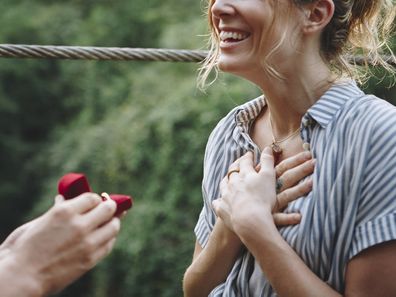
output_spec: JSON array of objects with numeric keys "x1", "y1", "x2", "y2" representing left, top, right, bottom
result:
[
  {"x1": 302, "y1": 117, "x2": 313, "y2": 127},
  {"x1": 303, "y1": 142, "x2": 311, "y2": 151}
]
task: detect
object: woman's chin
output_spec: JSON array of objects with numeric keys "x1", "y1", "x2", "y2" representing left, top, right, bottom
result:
[
  {"x1": 218, "y1": 59, "x2": 255, "y2": 79},
  {"x1": 218, "y1": 59, "x2": 241, "y2": 74}
]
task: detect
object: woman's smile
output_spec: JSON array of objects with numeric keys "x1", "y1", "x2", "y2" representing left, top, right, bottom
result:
[{"x1": 219, "y1": 29, "x2": 251, "y2": 49}]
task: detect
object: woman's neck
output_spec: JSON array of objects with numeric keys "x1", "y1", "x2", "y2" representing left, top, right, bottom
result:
[{"x1": 257, "y1": 60, "x2": 335, "y2": 138}]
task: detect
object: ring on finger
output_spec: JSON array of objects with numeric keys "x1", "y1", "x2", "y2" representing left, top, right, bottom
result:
[
  {"x1": 276, "y1": 178, "x2": 283, "y2": 194},
  {"x1": 227, "y1": 169, "x2": 240, "y2": 180},
  {"x1": 101, "y1": 192, "x2": 111, "y2": 201}
]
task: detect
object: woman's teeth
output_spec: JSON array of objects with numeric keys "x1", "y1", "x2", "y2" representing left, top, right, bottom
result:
[{"x1": 220, "y1": 31, "x2": 249, "y2": 42}]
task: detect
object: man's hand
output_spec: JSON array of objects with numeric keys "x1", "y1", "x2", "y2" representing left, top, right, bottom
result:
[{"x1": 0, "y1": 192, "x2": 120, "y2": 297}]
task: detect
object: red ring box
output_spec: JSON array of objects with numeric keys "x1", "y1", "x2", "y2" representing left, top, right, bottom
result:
[{"x1": 58, "y1": 173, "x2": 133, "y2": 216}]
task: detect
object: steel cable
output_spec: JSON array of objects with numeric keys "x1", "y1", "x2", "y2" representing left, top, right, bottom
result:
[{"x1": 0, "y1": 44, "x2": 395, "y2": 67}]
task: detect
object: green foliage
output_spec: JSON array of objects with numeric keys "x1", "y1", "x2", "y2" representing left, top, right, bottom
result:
[
  {"x1": 0, "y1": 0, "x2": 177, "y2": 238},
  {"x1": 0, "y1": 1, "x2": 394, "y2": 296},
  {"x1": 30, "y1": 61, "x2": 256, "y2": 296}
]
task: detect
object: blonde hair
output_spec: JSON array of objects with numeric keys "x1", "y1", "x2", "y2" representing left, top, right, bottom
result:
[{"x1": 198, "y1": 0, "x2": 396, "y2": 89}]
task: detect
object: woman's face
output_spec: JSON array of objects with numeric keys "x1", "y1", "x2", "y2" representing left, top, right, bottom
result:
[{"x1": 210, "y1": 0, "x2": 302, "y2": 81}]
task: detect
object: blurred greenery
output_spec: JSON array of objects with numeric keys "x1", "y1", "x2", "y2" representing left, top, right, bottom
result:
[{"x1": 0, "y1": 1, "x2": 394, "y2": 296}]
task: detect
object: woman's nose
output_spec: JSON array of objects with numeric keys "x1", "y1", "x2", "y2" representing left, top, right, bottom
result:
[{"x1": 211, "y1": 0, "x2": 235, "y2": 18}]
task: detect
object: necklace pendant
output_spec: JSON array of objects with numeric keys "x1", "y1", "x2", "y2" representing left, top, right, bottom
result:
[{"x1": 271, "y1": 142, "x2": 282, "y2": 163}]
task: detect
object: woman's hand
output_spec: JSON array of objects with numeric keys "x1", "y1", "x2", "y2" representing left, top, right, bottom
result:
[
  {"x1": 183, "y1": 149, "x2": 315, "y2": 297},
  {"x1": 272, "y1": 150, "x2": 314, "y2": 225},
  {"x1": 213, "y1": 148, "x2": 276, "y2": 233},
  {"x1": 213, "y1": 148, "x2": 314, "y2": 233}
]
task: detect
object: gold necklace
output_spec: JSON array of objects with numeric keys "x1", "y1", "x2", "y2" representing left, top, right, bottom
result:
[{"x1": 268, "y1": 114, "x2": 300, "y2": 162}]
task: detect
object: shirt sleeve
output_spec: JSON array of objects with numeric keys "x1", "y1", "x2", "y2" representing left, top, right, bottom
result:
[
  {"x1": 351, "y1": 213, "x2": 396, "y2": 258},
  {"x1": 193, "y1": 101, "x2": 252, "y2": 249},
  {"x1": 193, "y1": 116, "x2": 228, "y2": 248},
  {"x1": 194, "y1": 206, "x2": 212, "y2": 248},
  {"x1": 350, "y1": 101, "x2": 396, "y2": 259}
]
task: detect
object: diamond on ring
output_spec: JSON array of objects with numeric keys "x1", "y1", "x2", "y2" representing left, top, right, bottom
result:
[{"x1": 101, "y1": 192, "x2": 111, "y2": 201}]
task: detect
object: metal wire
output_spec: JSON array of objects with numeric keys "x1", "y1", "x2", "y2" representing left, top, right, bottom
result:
[
  {"x1": 0, "y1": 44, "x2": 206, "y2": 62},
  {"x1": 0, "y1": 44, "x2": 395, "y2": 67}
]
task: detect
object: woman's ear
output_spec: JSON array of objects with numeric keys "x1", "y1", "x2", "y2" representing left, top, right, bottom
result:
[{"x1": 302, "y1": 0, "x2": 335, "y2": 35}]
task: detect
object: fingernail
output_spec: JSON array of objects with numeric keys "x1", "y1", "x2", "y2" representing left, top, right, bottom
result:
[
  {"x1": 55, "y1": 195, "x2": 65, "y2": 204},
  {"x1": 311, "y1": 159, "x2": 316, "y2": 166},
  {"x1": 303, "y1": 151, "x2": 312, "y2": 159}
]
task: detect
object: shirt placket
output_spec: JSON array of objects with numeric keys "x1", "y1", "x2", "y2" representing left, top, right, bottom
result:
[{"x1": 301, "y1": 114, "x2": 315, "y2": 153}]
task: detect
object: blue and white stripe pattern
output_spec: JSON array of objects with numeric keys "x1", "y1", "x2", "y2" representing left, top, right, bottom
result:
[{"x1": 194, "y1": 80, "x2": 396, "y2": 296}]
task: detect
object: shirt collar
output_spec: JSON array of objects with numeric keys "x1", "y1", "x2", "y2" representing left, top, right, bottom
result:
[
  {"x1": 235, "y1": 95, "x2": 266, "y2": 125},
  {"x1": 306, "y1": 80, "x2": 364, "y2": 128},
  {"x1": 234, "y1": 80, "x2": 364, "y2": 128}
]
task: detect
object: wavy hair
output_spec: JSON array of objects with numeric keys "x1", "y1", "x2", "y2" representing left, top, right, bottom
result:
[{"x1": 198, "y1": 0, "x2": 396, "y2": 89}]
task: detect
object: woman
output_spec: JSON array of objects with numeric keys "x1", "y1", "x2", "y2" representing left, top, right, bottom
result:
[{"x1": 183, "y1": 0, "x2": 396, "y2": 296}]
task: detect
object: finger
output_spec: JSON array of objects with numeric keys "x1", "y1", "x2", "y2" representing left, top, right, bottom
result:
[
  {"x1": 54, "y1": 195, "x2": 65, "y2": 205},
  {"x1": 212, "y1": 198, "x2": 229, "y2": 220},
  {"x1": 1, "y1": 220, "x2": 35, "y2": 247},
  {"x1": 66, "y1": 192, "x2": 102, "y2": 214},
  {"x1": 277, "y1": 159, "x2": 315, "y2": 192},
  {"x1": 273, "y1": 213, "x2": 302, "y2": 226},
  {"x1": 239, "y1": 151, "x2": 256, "y2": 175},
  {"x1": 212, "y1": 199, "x2": 221, "y2": 216},
  {"x1": 227, "y1": 169, "x2": 240, "y2": 182},
  {"x1": 227, "y1": 158, "x2": 241, "y2": 182},
  {"x1": 228, "y1": 158, "x2": 240, "y2": 172},
  {"x1": 276, "y1": 178, "x2": 283, "y2": 194},
  {"x1": 117, "y1": 211, "x2": 128, "y2": 219},
  {"x1": 277, "y1": 178, "x2": 313, "y2": 209},
  {"x1": 219, "y1": 177, "x2": 228, "y2": 195},
  {"x1": 81, "y1": 199, "x2": 117, "y2": 230},
  {"x1": 275, "y1": 151, "x2": 312, "y2": 178},
  {"x1": 86, "y1": 217, "x2": 121, "y2": 247},
  {"x1": 255, "y1": 163, "x2": 261, "y2": 172},
  {"x1": 277, "y1": 179, "x2": 313, "y2": 210},
  {"x1": 259, "y1": 147, "x2": 275, "y2": 173},
  {"x1": 89, "y1": 237, "x2": 117, "y2": 268}
]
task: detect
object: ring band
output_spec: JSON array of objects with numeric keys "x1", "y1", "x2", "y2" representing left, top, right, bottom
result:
[
  {"x1": 276, "y1": 178, "x2": 283, "y2": 194},
  {"x1": 227, "y1": 169, "x2": 240, "y2": 180}
]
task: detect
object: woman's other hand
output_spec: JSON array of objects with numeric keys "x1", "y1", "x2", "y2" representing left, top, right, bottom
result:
[
  {"x1": 272, "y1": 151, "x2": 315, "y2": 225},
  {"x1": 213, "y1": 148, "x2": 315, "y2": 233}
]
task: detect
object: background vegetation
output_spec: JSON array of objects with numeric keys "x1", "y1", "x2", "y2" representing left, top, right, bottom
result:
[{"x1": 0, "y1": 1, "x2": 394, "y2": 296}]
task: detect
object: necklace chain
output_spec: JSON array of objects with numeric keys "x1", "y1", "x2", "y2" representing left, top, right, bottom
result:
[
  {"x1": 268, "y1": 113, "x2": 300, "y2": 163},
  {"x1": 268, "y1": 114, "x2": 301, "y2": 144}
]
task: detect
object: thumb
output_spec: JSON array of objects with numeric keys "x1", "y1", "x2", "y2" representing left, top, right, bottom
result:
[
  {"x1": 2, "y1": 219, "x2": 36, "y2": 247},
  {"x1": 259, "y1": 147, "x2": 275, "y2": 172},
  {"x1": 212, "y1": 199, "x2": 222, "y2": 216},
  {"x1": 54, "y1": 194, "x2": 65, "y2": 205}
]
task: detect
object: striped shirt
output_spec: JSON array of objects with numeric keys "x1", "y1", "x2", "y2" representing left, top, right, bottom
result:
[{"x1": 194, "y1": 80, "x2": 396, "y2": 296}]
